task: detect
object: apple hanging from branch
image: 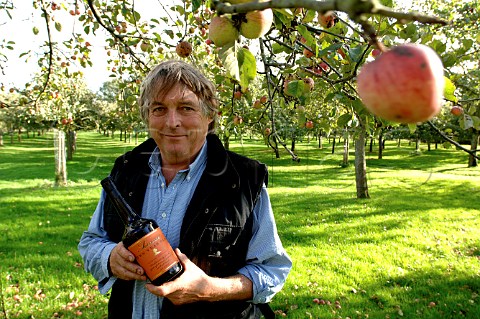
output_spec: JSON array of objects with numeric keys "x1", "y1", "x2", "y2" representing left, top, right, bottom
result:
[
  {"x1": 357, "y1": 43, "x2": 445, "y2": 124},
  {"x1": 209, "y1": 16, "x2": 239, "y2": 47}
]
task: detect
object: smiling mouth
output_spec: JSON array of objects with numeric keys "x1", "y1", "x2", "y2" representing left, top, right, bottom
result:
[{"x1": 162, "y1": 134, "x2": 186, "y2": 138}]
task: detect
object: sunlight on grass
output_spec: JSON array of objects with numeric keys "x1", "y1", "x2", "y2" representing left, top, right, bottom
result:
[{"x1": 1, "y1": 132, "x2": 479, "y2": 318}]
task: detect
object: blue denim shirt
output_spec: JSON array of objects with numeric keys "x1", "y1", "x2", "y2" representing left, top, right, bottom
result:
[{"x1": 78, "y1": 141, "x2": 292, "y2": 319}]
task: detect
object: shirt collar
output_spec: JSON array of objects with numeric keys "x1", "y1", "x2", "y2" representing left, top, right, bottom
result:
[{"x1": 148, "y1": 140, "x2": 208, "y2": 181}]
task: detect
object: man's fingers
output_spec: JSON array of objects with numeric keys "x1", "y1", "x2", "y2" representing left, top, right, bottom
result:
[
  {"x1": 114, "y1": 242, "x2": 135, "y2": 262},
  {"x1": 110, "y1": 242, "x2": 145, "y2": 280}
]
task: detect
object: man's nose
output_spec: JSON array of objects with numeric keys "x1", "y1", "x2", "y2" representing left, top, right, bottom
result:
[{"x1": 165, "y1": 109, "x2": 180, "y2": 127}]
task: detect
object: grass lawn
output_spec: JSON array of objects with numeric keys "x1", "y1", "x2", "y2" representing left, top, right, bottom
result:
[{"x1": 0, "y1": 131, "x2": 479, "y2": 318}]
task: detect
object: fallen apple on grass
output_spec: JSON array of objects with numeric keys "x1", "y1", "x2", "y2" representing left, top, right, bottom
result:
[{"x1": 357, "y1": 43, "x2": 445, "y2": 124}]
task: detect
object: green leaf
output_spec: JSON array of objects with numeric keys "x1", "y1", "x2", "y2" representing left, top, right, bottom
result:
[
  {"x1": 296, "y1": 25, "x2": 315, "y2": 47},
  {"x1": 126, "y1": 95, "x2": 137, "y2": 105},
  {"x1": 349, "y1": 45, "x2": 367, "y2": 63},
  {"x1": 297, "y1": 108, "x2": 306, "y2": 127},
  {"x1": 192, "y1": 0, "x2": 201, "y2": 12},
  {"x1": 33, "y1": 26, "x2": 39, "y2": 35},
  {"x1": 407, "y1": 123, "x2": 417, "y2": 133},
  {"x1": 285, "y1": 80, "x2": 305, "y2": 98},
  {"x1": 274, "y1": 10, "x2": 293, "y2": 28},
  {"x1": 55, "y1": 22, "x2": 62, "y2": 32},
  {"x1": 134, "y1": 11, "x2": 141, "y2": 21},
  {"x1": 460, "y1": 114, "x2": 474, "y2": 130},
  {"x1": 303, "y1": 10, "x2": 316, "y2": 23},
  {"x1": 443, "y1": 77, "x2": 457, "y2": 103},
  {"x1": 218, "y1": 43, "x2": 240, "y2": 83},
  {"x1": 317, "y1": 42, "x2": 343, "y2": 57},
  {"x1": 337, "y1": 113, "x2": 352, "y2": 127},
  {"x1": 379, "y1": 0, "x2": 393, "y2": 7},
  {"x1": 442, "y1": 54, "x2": 457, "y2": 68},
  {"x1": 272, "y1": 43, "x2": 285, "y2": 54},
  {"x1": 238, "y1": 47, "x2": 257, "y2": 90},
  {"x1": 165, "y1": 30, "x2": 174, "y2": 39},
  {"x1": 462, "y1": 39, "x2": 473, "y2": 51},
  {"x1": 431, "y1": 39, "x2": 446, "y2": 53}
]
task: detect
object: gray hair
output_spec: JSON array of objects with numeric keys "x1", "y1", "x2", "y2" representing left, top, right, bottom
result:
[{"x1": 138, "y1": 60, "x2": 219, "y2": 133}]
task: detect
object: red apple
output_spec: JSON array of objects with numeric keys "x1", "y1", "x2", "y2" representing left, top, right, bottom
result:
[
  {"x1": 264, "y1": 127, "x2": 271, "y2": 135},
  {"x1": 357, "y1": 43, "x2": 444, "y2": 124},
  {"x1": 318, "y1": 11, "x2": 336, "y2": 28},
  {"x1": 305, "y1": 120, "x2": 314, "y2": 129},
  {"x1": 303, "y1": 77, "x2": 314, "y2": 91},
  {"x1": 233, "y1": 91, "x2": 242, "y2": 100},
  {"x1": 176, "y1": 41, "x2": 193, "y2": 58},
  {"x1": 253, "y1": 99, "x2": 262, "y2": 109},
  {"x1": 372, "y1": 49, "x2": 382, "y2": 58},
  {"x1": 260, "y1": 95, "x2": 268, "y2": 104},
  {"x1": 303, "y1": 48, "x2": 314, "y2": 58},
  {"x1": 450, "y1": 106, "x2": 463, "y2": 116},
  {"x1": 319, "y1": 62, "x2": 329, "y2": 72},
  {"x1": 233, "y1": 115, "x2": 243, "y2": 125}
]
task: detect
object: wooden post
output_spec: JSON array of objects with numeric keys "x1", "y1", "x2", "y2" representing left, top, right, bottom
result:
[{"x1": 54, "y1": 129, "x2": 67, "y2": 186}]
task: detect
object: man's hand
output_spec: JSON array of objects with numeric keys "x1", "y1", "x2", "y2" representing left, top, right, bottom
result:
[
  {"x1": 109, "y1": 242, "x2": 146, "y2": 281},
  {"x1": 145, "y1": 249, "x2": 253, "y2": 305}
]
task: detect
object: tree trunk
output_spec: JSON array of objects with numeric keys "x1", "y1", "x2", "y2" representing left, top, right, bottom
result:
[
  {"x1": 468, "y1": 130, "x2": 479, "y2": 167},
  {"x1": 0, "y1": 131, "x2": 3, "y2": 146},
  {"x1": 54, "y1": 129, "x2": 67, "y2": 186},
  {"x1": 342, "y1": 130, "x2": 349, "y2": 167},
  {"x1": 378, "y1": 130, "x2": 383, "y2": 159},
  {"x1": 355, "y1": 126, "x2": 370, "y2": 199},
  {"x1": 66, "y1": 130, "x2": 76, "y2": 161},
  {"x1": 272, "y1": 135, "x2": 280, "y2": 158},
  {"x1": 222, "y1": 134, "x2": 230, "y2": 150},
  {"x1": 331, "y1": 135, "x2": 336, "y2": 154},
  {"x1": 318, "y1": 133, "x2": 323, "y2": 149}
]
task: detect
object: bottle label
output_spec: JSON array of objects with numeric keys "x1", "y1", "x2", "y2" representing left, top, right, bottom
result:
[{"x1": 128, "y1": 228, "x2": 179, "y2": 281}]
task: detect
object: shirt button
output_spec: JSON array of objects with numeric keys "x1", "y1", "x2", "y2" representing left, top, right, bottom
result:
[{"x1": 161, "y1": 212, "x2": 167, "y2": 218}]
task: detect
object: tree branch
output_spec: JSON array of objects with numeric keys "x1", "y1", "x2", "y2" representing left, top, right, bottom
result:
[
  {"x1": 34, "y1": 1, "x2": 54, "y2": 111},
  {"x1": 213, "y1": 0, "x2": 448, "y2": 25},
  {"x1": 427, "y1": 121, "x2": 480, "y2": 160},
  {"x1": 85, "y1": 0, "x2": 148, "y2": 71}
]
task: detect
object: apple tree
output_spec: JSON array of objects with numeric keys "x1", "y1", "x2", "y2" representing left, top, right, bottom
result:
[{"x1": 2, "y1": 0, "x2": 470, "y2": 197}]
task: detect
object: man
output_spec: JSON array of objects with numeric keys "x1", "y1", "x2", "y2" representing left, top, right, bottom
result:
[{"x1": 78, "y1": 60, "x2": 291, "y2": 319}]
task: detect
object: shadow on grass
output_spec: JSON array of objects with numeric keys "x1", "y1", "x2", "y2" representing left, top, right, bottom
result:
[{"x1": 276, "y1": 270, "x2": 480, "y2": 318}]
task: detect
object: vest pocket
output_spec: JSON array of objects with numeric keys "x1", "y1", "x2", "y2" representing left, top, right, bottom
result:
[
  {"x1": 199, "y1": 224, "x2": 242, "y2": 276},
  {"x1": 205, "y1": 224, "x2": 242, "y2": 256}
]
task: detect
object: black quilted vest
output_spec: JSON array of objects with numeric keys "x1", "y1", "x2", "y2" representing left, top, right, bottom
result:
[{"x1": 103, "y1": 134, "x2": 268, "y2": 319}]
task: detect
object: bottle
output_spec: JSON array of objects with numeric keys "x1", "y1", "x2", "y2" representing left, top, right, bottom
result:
[{"x1": 101, "y1": 176, "x2": 183, "y2": 285}]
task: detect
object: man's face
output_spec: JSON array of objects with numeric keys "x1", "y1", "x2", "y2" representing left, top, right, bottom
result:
[{"x1": 148, "y1": 83, "x2": 213, "y2": 167}]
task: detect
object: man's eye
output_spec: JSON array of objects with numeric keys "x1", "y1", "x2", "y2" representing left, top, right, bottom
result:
[{"x1": 151, "y1": 107, "x2": 166, "y2": 116}]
